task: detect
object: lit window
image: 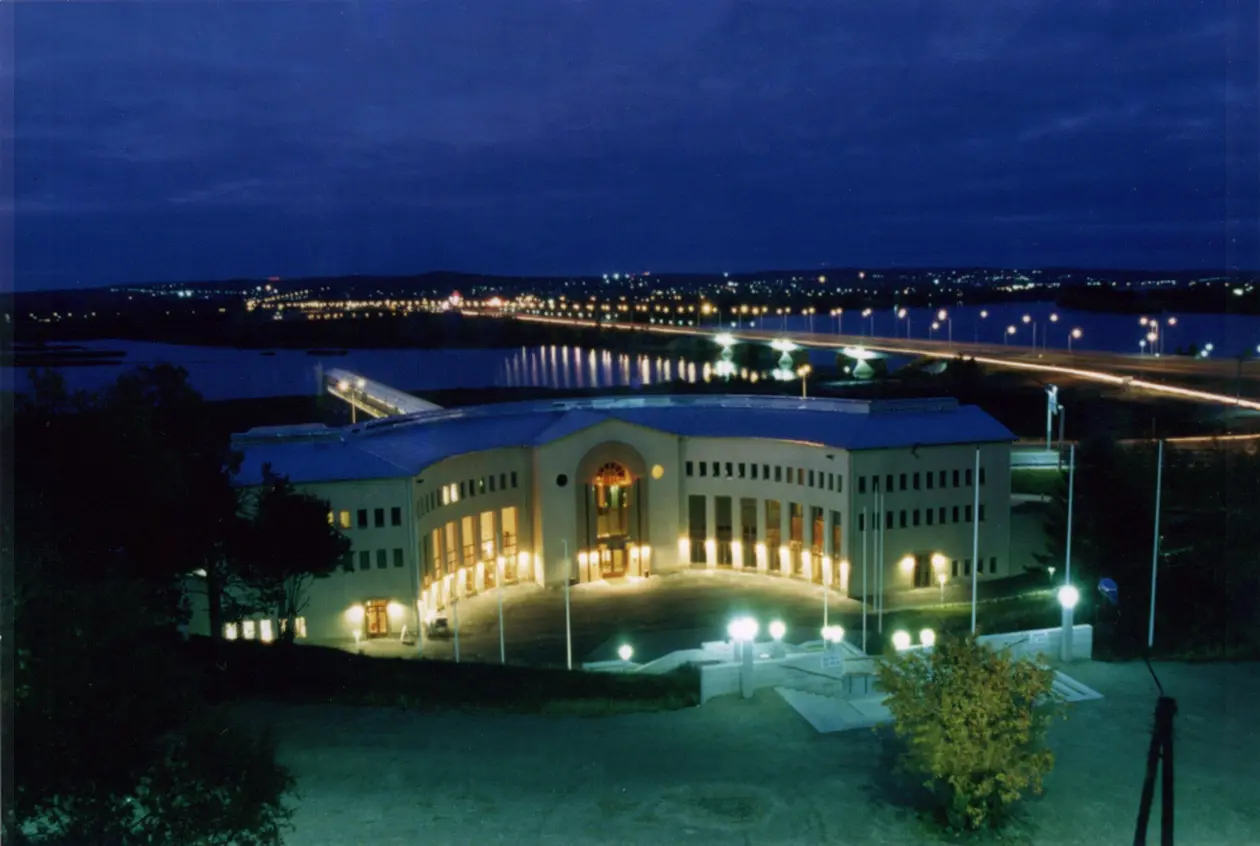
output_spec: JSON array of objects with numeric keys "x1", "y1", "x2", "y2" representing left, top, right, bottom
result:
[
  {"x1": 339, "y1": 510, "x2": 352, "y2": 529},
  {"x1": 242, "y1": 620, "x2": 257, "y2": 640},
  {"x1": 296, "y1": 617, "x2": 307, "y2": 638},
  {"x1": 259, "y1": 619, "x2": 274, "y2": 643},
  {"x1": 223, "y1": 622, "x2": 239, "y2": 640}
]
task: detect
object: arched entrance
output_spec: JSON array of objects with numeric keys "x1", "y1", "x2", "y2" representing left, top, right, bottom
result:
[{"x1": 592, "y1": 461, "x2": 632, "y2": 579}]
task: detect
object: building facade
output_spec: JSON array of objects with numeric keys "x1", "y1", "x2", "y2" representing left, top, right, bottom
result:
[{"x1": 190, "y1": 394, "x2": 1015, "y2": 647}]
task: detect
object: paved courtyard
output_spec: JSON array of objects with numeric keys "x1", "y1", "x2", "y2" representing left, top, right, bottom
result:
[
  {"x1": 354, "y1": 563, "x2": 1059, "y2": 668},
  {"x1": 243, "y1": 660, "x2": 1260, "y2": 845}
]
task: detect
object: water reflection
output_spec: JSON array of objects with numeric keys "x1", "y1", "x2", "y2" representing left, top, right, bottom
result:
[{"x1": 496, "y1": 345, "x2": 804, "y2": 390}]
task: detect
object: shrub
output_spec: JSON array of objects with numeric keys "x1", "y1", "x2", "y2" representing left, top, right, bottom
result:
[{"x1": 875, "y1": 633, "x2": 1064, "y2": 832}]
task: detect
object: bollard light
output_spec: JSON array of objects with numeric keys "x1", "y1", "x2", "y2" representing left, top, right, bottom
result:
[
  {"x1": 891, "y1": 630, "x2": 912, "y2": 650},
  {"x1": 618, "y1": 644, "x2": 634, "y2": 662},
  {"x1": 1058, "y1": 584, "x2": 1080, "y2": 609},
  {"x1": 769, "y1": 620, "x2": 786, "y2": 641},
  {"x1": 919, "y1": 628, "x2": 936, "y2": 647}
]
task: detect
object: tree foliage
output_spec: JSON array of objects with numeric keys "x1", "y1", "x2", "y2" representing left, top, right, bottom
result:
[
  {"x1": 6, "y1": 366, "x2": 297, "y2": 845},
  {"x1": 236, "y1": 466, "x2": 350, "y2": 643},
  {"x1": 875, "y1": 634, "x2": 1063, "y2": 832}
]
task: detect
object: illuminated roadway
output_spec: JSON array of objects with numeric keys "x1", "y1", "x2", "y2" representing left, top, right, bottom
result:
[{"x1": 500, "y1": 313, "x2": 1260, "y2": 413}]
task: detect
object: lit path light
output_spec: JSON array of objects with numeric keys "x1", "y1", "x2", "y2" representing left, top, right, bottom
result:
[{"x1": 510, "y1": 316, "x2": 1260, "y2": 412}]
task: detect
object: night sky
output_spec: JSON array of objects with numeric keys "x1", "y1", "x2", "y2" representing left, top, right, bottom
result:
[{"x1": 12, "y1": 1, "x2": 1259, "y2": 290}]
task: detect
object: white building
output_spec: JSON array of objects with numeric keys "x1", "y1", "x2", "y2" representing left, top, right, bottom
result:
[{"x1": 191, "y1": 394, "x2": 1015, "y2": 646}]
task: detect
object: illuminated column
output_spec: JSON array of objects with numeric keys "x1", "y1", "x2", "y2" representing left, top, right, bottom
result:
[
  {"x1": 779, "y1": 505, "x2": 791, "y2": 575},
  {"x1": 731, "y1": 502, "x2": 743, "y2": 570},
  {"x1": 756, "y1": 502, "x2": 768, "y2": 571},
  {"x1": 705, "y1": 495, "x2": 716, "y2": 568}
]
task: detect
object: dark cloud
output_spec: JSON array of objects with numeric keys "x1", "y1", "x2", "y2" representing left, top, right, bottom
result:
[{"x1": 12, "y1": 0, "x2": 1259, "y2": 288}]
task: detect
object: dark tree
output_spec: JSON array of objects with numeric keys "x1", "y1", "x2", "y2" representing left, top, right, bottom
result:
[
  {"x1": 237, "y1": 467, "x2": 351, "y2": 644},
  {"x1": 6, "y1": 366, "x2": 296, "y2": 844}
]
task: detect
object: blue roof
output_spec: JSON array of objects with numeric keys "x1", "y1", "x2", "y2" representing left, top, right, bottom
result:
[{"x1": 231, "y1": 394, "x2": 1015, "y2": 486}]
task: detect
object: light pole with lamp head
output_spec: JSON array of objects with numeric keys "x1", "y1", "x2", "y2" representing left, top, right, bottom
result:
[
  {"x1": 1045, "y1": 384, "x2": 1059, "y2": 452},
  {"x1": 1005, "y1": 325, "x2": 1017, "y2": 344},
  {"x1": 1047, "y1": 313, "x2": 1059, "y2": 351},
  {"x1": 937, "y1": 309, "x2": 952, "y2": 346},
  {"x1": 1022, "y1": 314, "x2": 1037, "y2": 350},
  {"x1": 1069, "y1": 327, "x2": 1082, "y2": 353},
  {"x1": 862, "y1": 308, "x2": 873, "y2": 336},
  {"x1": 976, "y1": 309, "x2": 988, "y2": 343}
]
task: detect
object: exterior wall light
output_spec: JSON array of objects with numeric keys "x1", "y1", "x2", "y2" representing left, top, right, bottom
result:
[
  {"x1": 769, "y1": 620, "x2": 786, "y2": 641},
  {"x1": 919, "y1": 628, "x2": 936, "y2": 647},
  {"x1": 618, "y1": 644, "x2": 634, "y2": 662},
  {"x1": 892, "y1": 630, "x2": 912, "y2": 650}
]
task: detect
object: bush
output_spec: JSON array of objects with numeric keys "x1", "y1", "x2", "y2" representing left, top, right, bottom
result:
[{"x1": 875, "y1": 634, "x2": 1064, "y2": 832}]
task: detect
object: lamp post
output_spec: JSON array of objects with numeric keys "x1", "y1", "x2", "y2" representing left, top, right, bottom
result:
[
  {"x1": 1045, "y1": 384, "x2": 1059, "y2": 451},
  {"x1": 862, "y1": 308, "x2": 874, "y2": 336},
  {"x1": 1005, "y1": 325, "x2": 1017, "y2": 344},
  {"x1": 976, "y1": 309, "x2": 988, "y2": 343},
  {"x1": 1047, "y1": 313, "x2": 1059, "y2": 351},
  {"x1": 1058, "y1": 584, "x2": 1080, "y2": 662},
  {"x1": 937, "y1": 309, "x2": 952, "y2": 346},
  {"x1": 1069, "y1": 327, "x2": 1082, "y2": 353},
  {"x1": 563, "y1": 539, "x2": 572, "y2": 670},
  {"x1": 497, "y1": 556, "x2": 506, "y2": 665},
  {"x1": 1022, "y1": 314, "x2": 1037, "y2": 349},
  {"x1": 897, "y1": 308, "x2": 910, "y2": 338},
  {"x1": 1149, "y1": 440, "x2": 1164, "y2": 649}
]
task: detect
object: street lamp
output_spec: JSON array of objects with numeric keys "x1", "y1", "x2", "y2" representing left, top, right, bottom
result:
[
  {"x1": 1005, "y1": 325, "x2": 1017, "y2": 344},
  {"x1": 1058, "y1": 584, "x2": 1080, "y2": 662},
  {"x1": 1048, "y1": 313, "x2": 1059, "y2": 350},
  {"x1": 797, "y1": 364, "x2": 812, "y2": 398},
  {"x1": 919, "y1": 628, "x2": 937, "y2": 647},
  {"x1": 976, "y1": 309, "x2": 989, "y2": 343},
  {"x1": 1022, "y1": 314, "x2": 1037, "y2": 349},
  {"x1": 937, "y1": 572, "x2": 947, "y2": 603},
  {"x1": 891, "y1": 630, "x2": 912, "y2": 650},
  {"x1": 897, "y1": 307, "x2": 910, "y2": 338},
  {"x1": 618, "y1": 643, "x2": 634, "y2": 662},
  {"x1": 1069, "y1": 327, "x2": 1082, "y2": 353},
  {"x1": 862, "y1": 308, "x2": 874, "y2": 336},
  {"x1": 937, "y1": 309, "x2": 952, "y2": 346}
]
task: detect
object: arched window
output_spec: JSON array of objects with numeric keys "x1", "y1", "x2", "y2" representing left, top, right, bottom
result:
[{"x1": 594, "y1": 462, "x2": 630, "y2": 487}]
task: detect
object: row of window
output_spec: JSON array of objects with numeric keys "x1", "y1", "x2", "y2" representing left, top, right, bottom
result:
[
  {"x1": 686, "y1": 495, "x2": 841, "y2": 566},
  {"x1": 223, "y1": 617, "x2": 307, "y2": 641},
  {"x1": 684, "y1": 460, "x2": 843, "y2": 492},
  {"x1": 858, "y1": 505, "x2": 986, "y2": 530},
  {"x1": 857, "y1": 467, "x2": 986, "y2": 495},
  {"x1": 329, "y1": 506, "x2": 403, "y2": 530},
  {"x1": 341, "y1": 548, "x2": 407, "y2": 572},
  {"x1": 422, "y1": 471, "x2": 521, "y2": 514},
  {"x1": 422, "y1": 506, "x2": 521, "y2": 586},
  {"x1": 952, "y1": 558, "x2": 999, "y2": 577}
]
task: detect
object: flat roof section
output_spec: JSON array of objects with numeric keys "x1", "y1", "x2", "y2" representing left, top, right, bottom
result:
[{"x1": 231, "y1": 394, "x2": 1016, "y2": 487}]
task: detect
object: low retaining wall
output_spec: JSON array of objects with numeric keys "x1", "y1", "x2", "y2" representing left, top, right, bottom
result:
[{"x1": 697, "y1": 625, "x2": 1094, "y2": 704}]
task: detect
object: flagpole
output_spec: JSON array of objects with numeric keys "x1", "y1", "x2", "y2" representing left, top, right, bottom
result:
[
  {"x1": 878, "y1": 491, "x2": 885, "y2": 634},
  {"x1": 1148, "y1": 440, "x2": 1164, "y2": 649},
  {"x1": 971, "y1": 448, "x2": 980, "y2": 634},
  {"x1": 1065, "y1": 444, "x2": 1075, "y2": 584},
  {"x1": 861, "y1": 506, "x2": 868, "y2": 653}
]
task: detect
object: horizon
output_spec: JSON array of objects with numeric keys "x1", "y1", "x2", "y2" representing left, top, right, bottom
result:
[
  {"x1": 13, "y1": 2, "x2": 1259, "y2": 291},
  {"x1": 13, "y1": 263, "x2": 1260, "y2": 296}
]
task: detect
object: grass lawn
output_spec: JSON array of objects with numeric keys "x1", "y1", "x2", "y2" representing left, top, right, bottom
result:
[
  {"x1": 187, "y1": 636, "x2": 700, "y2": 716},
  {"x1": 235, "y1": 660, "x2": 1260, "y2": 845}
]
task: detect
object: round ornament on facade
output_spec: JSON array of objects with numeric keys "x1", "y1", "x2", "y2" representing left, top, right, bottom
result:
[
  {"x1": 556, "y1": 473, "x2": 569, "y2": 487},
  {"x1": 651, "y1": 464, "x2": 665, "y2": 480}
]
